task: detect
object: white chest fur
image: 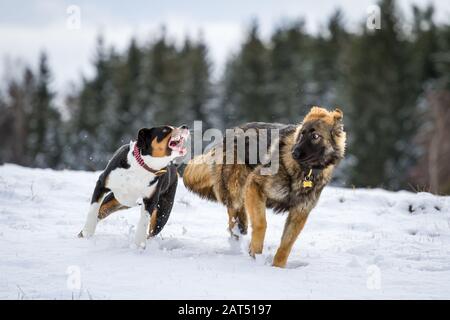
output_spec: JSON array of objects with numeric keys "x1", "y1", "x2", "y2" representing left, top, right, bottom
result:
[
  {"x1": 107, "y1": 167, "x2": 157, "y2": 207},
  {"x1": 106, "y1": 145, "x2": 162, "y2": 207}
]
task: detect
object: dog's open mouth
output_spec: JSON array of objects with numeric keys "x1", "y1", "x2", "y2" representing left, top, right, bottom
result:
[{"x1": 168, "y1": 129, "x2": 189, "y2": 156}]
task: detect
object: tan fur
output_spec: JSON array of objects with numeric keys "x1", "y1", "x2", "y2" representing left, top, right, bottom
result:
[
  {"x1": 183, "y1": 107, "x2": 346, "y2": 267},
  {"x1": 151, "y1": 134, "x2": 172, "y2": 157},
  {"x1": 148, "y1": 209, "x2": 158, "y2": 237},
  {"x1": 303, "y1": 106, "x2": 342, "y2": 125},
  {"x1": 98, "y1": 197, "x2": 127, "y2": 220},
  {"x1": 245, "y1": 178, "x2": 267, "y2": 256},
  {"x1": 273, "y1": 209, "x2": 309, "y2": 268},
  {"x1": 183, "y1": 154, "x2": 218, "y2": 201}
]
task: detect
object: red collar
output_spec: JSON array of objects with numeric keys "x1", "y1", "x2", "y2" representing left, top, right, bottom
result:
[{"x1": 133, "y1": 144, "x2": 167, "y2": 176}]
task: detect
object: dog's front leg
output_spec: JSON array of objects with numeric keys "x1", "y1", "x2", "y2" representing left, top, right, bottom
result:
[
  {"x1": 273, "y1": 209, "x2": 309, "y2": 268},
  {"x1": 245, "y1": 179, "x2": 267, "y2": 257},
  {"x1": 135, "y1": 203, "x2": 151, "y2": 248}
]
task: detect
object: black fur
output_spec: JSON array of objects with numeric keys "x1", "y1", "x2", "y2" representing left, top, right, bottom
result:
[
  {"x1": 102, "y1": 192, "x2": 116, "y2": 205},
  {"x1": 142, "y1": 165, "x2": 178, "y2": 236},
  {"x1": 91, "y1": 144, "x2": 130, "y2": 204},
  {"x1": 292, "y1": 120, "x2": 341, "y2": 169},
  {"x1": 137, "y1": 126, "x2": 173, "y2": 156}
]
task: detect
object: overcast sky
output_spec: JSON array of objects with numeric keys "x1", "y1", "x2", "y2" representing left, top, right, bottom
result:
[{"x1": 1, "y1": 0, "x2": 449, "y2": 93}]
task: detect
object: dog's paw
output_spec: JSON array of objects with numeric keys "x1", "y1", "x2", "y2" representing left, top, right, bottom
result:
[
  {"x1": 237, "y1": 222, "x2": 248, "y2": 235},
  {"x1": 248, "y1": 244, "x2": 254, "y2": 258},
  {"x1": 271, "y1": 261, "x2": 287, "y2": 268},
  {"x1": 134, "y1": 233, "x2": 147, "y2": 249},
  {"x1": 228, "y1": 227, "x2": 241, "y2": 241},
  {"x1": 135, "y1": 240, "x2": 146, "y2": 249},
  {"x1": 248, "y1": 246, "x2": 261, "y2": 258},
  {"x1": 272, "y1": 256, "x2": 288, "y2": 268},
  {"x1": 78, "y1": 230, "x2": 94, "y2": 238},
  {"x1": 248, "y1": 241, "x2": 263, "y2": 258},
  {"x1": 248, "y1": 247, "x2": 265, "y2": 265}
]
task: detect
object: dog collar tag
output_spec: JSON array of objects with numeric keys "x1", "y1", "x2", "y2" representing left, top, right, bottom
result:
[
  {"x1": 303, "y1": 180, "x2": 313, "y2": 188},
  {"x1": 303, "y1": 169, "x2": 313, "y2": 188}
]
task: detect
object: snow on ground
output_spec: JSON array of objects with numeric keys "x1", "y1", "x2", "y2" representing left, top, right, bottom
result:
[{"x1": 0, "y1": 164, "x2": 449, "y2": 299}]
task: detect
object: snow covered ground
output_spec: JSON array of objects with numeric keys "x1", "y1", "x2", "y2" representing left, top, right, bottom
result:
[{"x1": 0, "y1": 164, "x2": 449, "y2": 299}]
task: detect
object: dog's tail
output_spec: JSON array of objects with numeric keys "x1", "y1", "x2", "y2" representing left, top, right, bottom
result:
[{"x1": 183, "y1": 152, "x2": 217, "y2": 202}]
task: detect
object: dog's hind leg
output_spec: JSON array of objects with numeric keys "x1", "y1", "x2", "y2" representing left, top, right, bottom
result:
[
  {"x1": 78, "y1": 177, "x2": 109, "y2": 238},
  {"x1": 236, "y1": 208, "x2": 248, "y2": 235},
  {"x1": 227, "y1": 207, "x2": 248, "y2": 239},
  {"x1": 98, "y1": 193, "x2": 128, "y2": 220},
  {"x1": 245, "y1": 179, "x2": 267, "y2": 257},
  {"x1": 227, "y1": 207, "x2": 239, "y2": 240}
]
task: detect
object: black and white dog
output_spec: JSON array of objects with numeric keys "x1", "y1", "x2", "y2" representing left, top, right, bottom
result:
[{"x1": 78, "y1": 125, "x2": 189, "y2": 248}]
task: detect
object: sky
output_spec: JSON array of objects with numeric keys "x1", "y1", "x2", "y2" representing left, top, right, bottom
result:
[{"x1": 0, "y1": 0, "x2": 449, "y2": 94}]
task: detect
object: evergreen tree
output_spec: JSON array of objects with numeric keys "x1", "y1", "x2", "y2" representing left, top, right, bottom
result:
[
  {"x1": 221, "y1": 22, "x2": 272, "y2": 127},
  {"x1": 0, "y1": 81, "x2": 17, "y2": 164},
  {"x1": 69, "y1": 36, "x2": 113, "y2": 169},
  {"x1": 108, "y1": 38, "x2": 143, "y2": 144},
  {"x1": 27, "y1": 52, "x2": 62, "y2": 168},
  {"x1": 309, "y1": 10, "x2": 348, "y2": 108},
  {"x1": 180, "y1": 37, "x2": 213, "y2": 127},
  {"x1": 269, "y1": 20, "x2": 309, "y2": 123},
  {"x1": 411, "y1": 4, "x2": 439, "y2": 85},
  {"x1": 125, "y1": 38, "x2": 146, "y2": 133},
  {"x1": 8, "y1": 71, "x2": 29, "y2": 165},
  {"x1": 147, "y1": 33, "x2": 185, "y2": 126},
  {"x1": 345, "y1": 0, "x2": 418, "y2": 188}
]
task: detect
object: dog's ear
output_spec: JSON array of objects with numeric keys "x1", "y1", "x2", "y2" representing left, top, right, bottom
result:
[
  {"x1": 333, "y1": 108, "x2": 343, "y2": 122},
  {"x1": 332, "y1": 108, "x2": 344, "y2": 136},
  {"x1": 137, "y1": 128, "x2": 154, "y2": 155}
]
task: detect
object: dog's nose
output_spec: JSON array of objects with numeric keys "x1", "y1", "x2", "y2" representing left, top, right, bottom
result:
[
  {"x1": 180, "y1": 125, "x2": 188, "y2": 130},
  {"x1": 292, "y1": 148, "x2": 302, "y2": 160}
]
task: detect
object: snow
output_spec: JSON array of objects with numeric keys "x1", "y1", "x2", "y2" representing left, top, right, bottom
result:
[{"x1": 0, "y1": 163, "x2": 449, "y2": 299}]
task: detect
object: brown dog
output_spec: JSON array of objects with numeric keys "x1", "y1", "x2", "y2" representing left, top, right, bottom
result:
[{"x1": 183, "y1": 107, "x2": 346, "y2": 267}]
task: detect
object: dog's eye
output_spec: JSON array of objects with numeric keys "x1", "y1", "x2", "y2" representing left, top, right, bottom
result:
[{"x1": 312, "y1": 133, "x2": 320, "y2": 140}]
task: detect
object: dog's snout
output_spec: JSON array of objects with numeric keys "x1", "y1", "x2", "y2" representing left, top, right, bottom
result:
[
  {"x1": 292, "y1": 147, "x2": 302, "y2": 160},
  {"x1": 180, "y1": 125, "x2": 188, "y2": 130}
]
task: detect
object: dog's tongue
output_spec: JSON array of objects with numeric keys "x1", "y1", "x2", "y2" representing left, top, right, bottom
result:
[
  {"x1": 169, "y1": 129, "x2": 189, "y2": 155},
  {"x1": 175, "y1": 145, "x2": 187, "y2": 156},
  {"x1": 169, "y1": 138, "x2": 187, "y2": 155}
]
